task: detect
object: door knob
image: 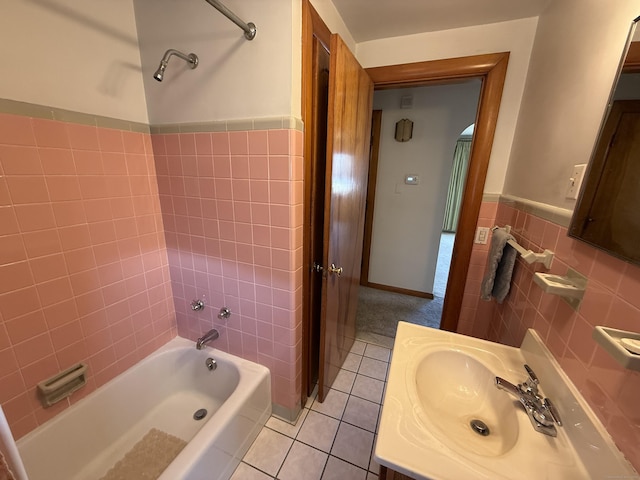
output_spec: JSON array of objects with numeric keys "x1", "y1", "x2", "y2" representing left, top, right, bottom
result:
[{"x1": 328, "y1": 263, "x2": 343, "y2": 277}]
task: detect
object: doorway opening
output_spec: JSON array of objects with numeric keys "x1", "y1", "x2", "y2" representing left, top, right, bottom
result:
[
  {"x1": 301, "y1": 0, "x2": 510, "y2": 407},
  {"x1": 435, "y1": 123, "x2": 475, "y2": 292},
  {"x1": 356, "y1": 86, "x2": 479, "y2": 344}
]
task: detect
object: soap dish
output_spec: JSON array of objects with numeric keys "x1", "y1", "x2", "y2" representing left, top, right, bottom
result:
[
  {"x1": 533, "y1": 267, "x2": 587, "y2": 310},
  {"x1": 592, "y1": 326, "x2": 640, "y2": 371}
]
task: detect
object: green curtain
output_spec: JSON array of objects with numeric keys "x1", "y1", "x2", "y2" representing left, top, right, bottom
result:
[{"x1": 442, "y1": 137, "x2": 472, "y2": 233}]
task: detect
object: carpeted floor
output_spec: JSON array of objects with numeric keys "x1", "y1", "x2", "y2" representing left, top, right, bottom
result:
[
  {"x1": 356, "y1": 233, "x2": 453, "y2": 339},
  {"x1": 355, "y1": 286, "x2": 443, "y2": 339},
  {"x1": 433, "y1": 232, "x2": 455, "y2": 296}
]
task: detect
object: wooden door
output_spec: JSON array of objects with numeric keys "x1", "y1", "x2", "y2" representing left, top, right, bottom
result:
[{"x1": 317, "y1": 34, "x2": 373, "y2": 401}]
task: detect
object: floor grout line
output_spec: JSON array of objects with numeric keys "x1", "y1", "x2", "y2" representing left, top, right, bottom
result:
[{"x1": 235, "y1": 337, "x2": 392, "y2": 479}]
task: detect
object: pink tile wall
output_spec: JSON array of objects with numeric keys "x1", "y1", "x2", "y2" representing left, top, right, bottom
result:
[
  {"x1": 456, "y1": 201, "x2": 497, "y2": 338},
  {"x1": 0, "y1": 113, "x2": 175, "y2": 439},
  {"x1": 152, "y1": 129, "x2": 304, "y2": 412},
  {"x1": 474, "y1": 201, "x2": 640, "y2": 470}
]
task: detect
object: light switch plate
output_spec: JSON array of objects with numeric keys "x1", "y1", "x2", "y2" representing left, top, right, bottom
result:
[
  {"x1": 404, "y1": 174, "x2": 419, "y2": 185},
  {"x1": 566, "y1": 164, "x2": 587, "y2": 200}
]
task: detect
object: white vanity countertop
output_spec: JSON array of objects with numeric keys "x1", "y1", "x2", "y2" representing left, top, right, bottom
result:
[{"x1": 375, "y1": 322, "x2": 637, "y2": 480}]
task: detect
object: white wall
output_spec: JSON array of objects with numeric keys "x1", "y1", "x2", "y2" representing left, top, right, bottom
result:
[
  {"x1": 309, "y1": 0, "x2": 356, "y2": 52},
  {"x1": 0, "y1": 0, "x2": 148, "y2": 123},
  {"x1": 368, "y1": 83, "x2": 481, "y2": 294},
  {"x1": 356, "y1": 18, "x2": 539, "y2": 196},
  {"x1": 503, "y1": 0, "x2": 640, "y2": 208},
  {"x1": 134, "y1": 0, "x2": 300, "y2": 124}
]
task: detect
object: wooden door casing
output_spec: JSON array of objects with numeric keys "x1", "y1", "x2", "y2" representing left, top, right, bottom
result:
[
  {"x1": 301, "y1": 0, "x2": 332, "y2": 400},
  {"x1": 366, "y1": 53, "x2": 510, "y2": 333},
  {"x1": 305, "y1": 30, "x2": 331, "y2": 395},
  {"x1": 318, "y1": 34, "x2": 374, "y2": 401},
  {"x1": 360, "y1": 109, "x2": 382, "y2": 285}
]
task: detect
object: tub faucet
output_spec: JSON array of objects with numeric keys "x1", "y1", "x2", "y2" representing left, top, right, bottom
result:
[
  {"x1": 495, "y1": 364, "x2": 562, "y2": 437},
  {"x1": 196, "y1": 329, "x2": 219, "y2": 350}
]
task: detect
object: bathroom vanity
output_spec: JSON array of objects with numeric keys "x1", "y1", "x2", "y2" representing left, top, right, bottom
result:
[
  {"x1": 375, "y1": 322, "x2": 637, "y2": 480},
  {"x1": 379, "y1": 466, "x2": 413, "y2": 480}
]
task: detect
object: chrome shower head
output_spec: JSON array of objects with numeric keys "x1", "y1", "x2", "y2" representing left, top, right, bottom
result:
[
  {"x1": 153, "y1": 61, "x2": 168, "y2": 82},
  {"x1": 152, "y1": 49, "x2": 198, "y2": 82}
]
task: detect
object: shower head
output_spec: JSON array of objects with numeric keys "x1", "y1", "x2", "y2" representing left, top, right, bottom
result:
[
  {"x1": 153, "y1": 49, "x2": 198, "y2": 82},
  {"x1": 153, "y1": 61, "x2": 168, "y2": 82}
]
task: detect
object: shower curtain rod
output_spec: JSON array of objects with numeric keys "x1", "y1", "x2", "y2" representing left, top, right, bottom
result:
[{"x1": 204, "y1": 0, "x2": 257, "y2": 40}]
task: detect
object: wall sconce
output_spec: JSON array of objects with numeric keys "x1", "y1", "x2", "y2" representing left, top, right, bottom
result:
[{"x1": 395, "y1": 119, "x2": 413, "y2": 142}]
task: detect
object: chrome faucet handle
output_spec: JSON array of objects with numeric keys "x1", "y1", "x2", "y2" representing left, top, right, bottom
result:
[
  {"x1": 522, "y1": 364, "x2": 540, "y2": 395},
  {"x1": 496, "y1": 373, "x2": 560, "y2": 437},
  {"x1": 191, "y1": 299, "x2": 205, "y2": 311},
  {"x1": 495, "y1": 377, "x2": 524, "y2": 398},
  {"x1": 543, "y1": 398, "x2": 562, "y2": 426}
]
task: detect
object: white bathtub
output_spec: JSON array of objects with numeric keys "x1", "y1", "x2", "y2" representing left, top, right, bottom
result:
[{"x1": 17, "y1": 336, "x2": 271, "y2": 480}]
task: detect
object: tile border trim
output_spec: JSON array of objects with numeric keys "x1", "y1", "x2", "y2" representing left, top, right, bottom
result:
[
  {"x1": 149, "y1": 117, "x2": 304, "y2": 134},
  {"x1": 0, "y1": 97, "x2": 150, "y2": 133},
  {"x1": 0, "y1": 97, "x2": 304, "y2": 134},
  {"x1": 482, "y1": 193, "x2": 501, "y2": 203},
  {"x1": 498, "y1": 194, "x2": 573, "y2": 228}
]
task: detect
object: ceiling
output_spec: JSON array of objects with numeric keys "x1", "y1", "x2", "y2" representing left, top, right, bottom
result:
[{"x1": 330, "y1": 0, "x2": 552, "y2": 43}]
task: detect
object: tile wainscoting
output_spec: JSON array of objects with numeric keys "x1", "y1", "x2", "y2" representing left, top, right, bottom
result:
[
  {"x1": 0, "y1": 98, "x2": 305, "y2": 441},
  {"x1": 463, "y1": 195, "x2": 640, "y2": 470},
  {"x1": 0, "y1": 109, "x2": 175, "y2": 439},
  {"x1": 151, "y1": 123, "x2": 304, "y2": 417}
]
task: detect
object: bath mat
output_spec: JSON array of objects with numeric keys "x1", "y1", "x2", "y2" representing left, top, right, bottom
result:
[{"x1": 99, "y1": 428, "x2": 186, "y2": 480}]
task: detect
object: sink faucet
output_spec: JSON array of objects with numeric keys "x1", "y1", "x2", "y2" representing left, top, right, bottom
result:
[
  {"x1": 495, "y1": 364, "x2": 562, "y2": 437},
  {"x1": 196, "y1": 328, "x2": 219, "y2": 350}
]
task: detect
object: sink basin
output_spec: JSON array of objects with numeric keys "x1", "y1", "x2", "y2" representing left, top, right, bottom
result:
[
  {"x1": 414, "y1": 350, "x2": 518, "y2": 457},
  {"x1": 375, "y1": 322, "x2": 637, "y2": 480}
]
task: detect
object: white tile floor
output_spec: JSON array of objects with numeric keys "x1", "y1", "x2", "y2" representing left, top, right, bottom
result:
[{"x1": 231, "y1": 339, "x2": 391, "y2": 480}]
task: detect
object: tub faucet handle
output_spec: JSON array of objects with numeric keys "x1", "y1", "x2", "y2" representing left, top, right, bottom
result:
[
  {"x1": 218, "y1": 307, "x2": 231, "y2": 319},
  {"x1": 191, "y1": 299, "x2": 205, "y2": 311}
]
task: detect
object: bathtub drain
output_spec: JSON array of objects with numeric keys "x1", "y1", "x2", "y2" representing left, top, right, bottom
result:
[{"x1": 193, "y1": 408, "x2": 208, "y2": 421}]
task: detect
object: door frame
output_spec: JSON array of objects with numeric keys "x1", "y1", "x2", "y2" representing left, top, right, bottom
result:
[
  {"x1": 366, "y1": 53, "x2": 509, "y2": 332},
  {"x1": 301, "y1": 0, "x2": 331, "y2": 402},
  {"x1": 359, "y1": 109, "x2": 382, "y2": 286},
  {"x1": 301, "y1": 0, "x2": 509, "y2": 406}
]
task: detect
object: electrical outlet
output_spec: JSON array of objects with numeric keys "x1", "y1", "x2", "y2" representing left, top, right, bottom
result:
[
  {"x1": 566, "y1": 164, "x2": 587, "y2": 200},
  {"x1": 475, "y1": 227, "x2": 489, "y2": 244}
]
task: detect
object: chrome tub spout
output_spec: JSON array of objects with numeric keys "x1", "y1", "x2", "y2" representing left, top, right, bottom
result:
[{"x1": 196, "y1": 329, "x2": 219, "y2": 350}]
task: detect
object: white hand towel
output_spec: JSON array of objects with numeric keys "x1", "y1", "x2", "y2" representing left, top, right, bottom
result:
[{"x1": 480, "y1": 228, "x2": 517, "y2": 303}]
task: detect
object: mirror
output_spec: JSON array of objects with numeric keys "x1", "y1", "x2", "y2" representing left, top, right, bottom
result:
[{"x1": 569, "y1": 21, "x2": 640, "y2": 265}]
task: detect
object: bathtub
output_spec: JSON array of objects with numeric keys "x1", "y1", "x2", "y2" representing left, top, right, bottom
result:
[{"x1": 16, "y1": 336, "x2": 271, "y2": 480}]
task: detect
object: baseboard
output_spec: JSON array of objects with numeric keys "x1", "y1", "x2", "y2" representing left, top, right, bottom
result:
[
  {"x1": 271, "y1": 403, "x2": 302, "y2": 423},
  {"x1": 363, "y1": 282, "x2": 434, "y2": 299}
]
